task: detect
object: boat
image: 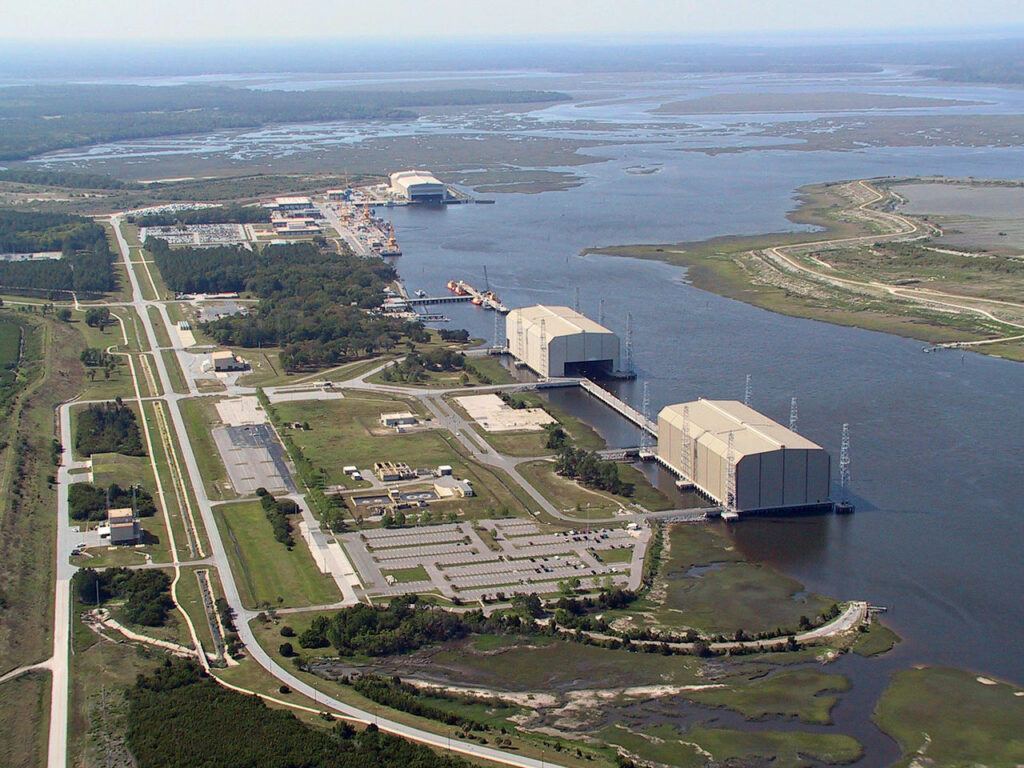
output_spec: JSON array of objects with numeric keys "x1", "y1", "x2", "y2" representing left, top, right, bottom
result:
[
  {"x1": 471, "y1": 295, "x2": 484, "y2": 306},
  {"x1": 415, "y1": 289, "x2": 427, "y2": 298}
]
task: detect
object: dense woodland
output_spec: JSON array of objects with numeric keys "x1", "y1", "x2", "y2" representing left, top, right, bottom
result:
[
  {"x1": 0, "y1": 168, "x2": 141, "y2": 190},
  {"x1": 0, "y1": 209, "x2": 116, "y2": 295},
  {"x1": 126, "y1": 660, "x2": 468, "y2": 768},
  {"x1": 74, "y1": 400, "x2": 145, "y2": 457},
  {"x1": 0, "y1": 84, "x2": 568, "y2": 160},
  {"x1": 74, "y1": 567, "x2": 172, "y2": 626},
  {"x1": 131, "y1": 205, "x2": 270, "y2": 226},
  {"x1": 148, "y1": 238, "x2": 424, "y2": 370},
  {"x1": 68, "y1": 482, "x2": 156, "y2": 521}
]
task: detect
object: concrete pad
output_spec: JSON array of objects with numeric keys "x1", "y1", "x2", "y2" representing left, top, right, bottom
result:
[
  {"x1": 455, "y1": 394, "x2": 555, "y2": 433},
  {"x1": 215, "y1": 396, "x2": 267, "y2": 426}
]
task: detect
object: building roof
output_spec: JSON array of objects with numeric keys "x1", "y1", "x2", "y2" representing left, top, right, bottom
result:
[
  {"x1": 107, "y1": 507, "x2": 135, "y2": 522},
  {"x1": 390, "y1": 170, "x2": 443, "y2": 187},
  {"x1": 511, "y1": 305, "x2": 614, "y2": 337},
  {"x1": 381, "y1": 411, "x2": 416, "y2": 420},
  {"x1": 211, "y1": 350, "x2": 236, "y2": 361},
  {"x1": 275, "y1": 196, "x2": 312, "y2": 206},
  {"x1": 659, "y1": 399, "x2": 822, "y2": 458}
]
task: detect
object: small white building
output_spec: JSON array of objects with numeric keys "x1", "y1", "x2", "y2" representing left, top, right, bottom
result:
[
  {"x1": 380, "y1": 412, "x2": 418, "y2": 428},
  {"x1": 211, "y1": 350, "x2": 246, "y2": 372},
  {"x1": 433, "y1": 476, "x2": 474, "y2": 498}
]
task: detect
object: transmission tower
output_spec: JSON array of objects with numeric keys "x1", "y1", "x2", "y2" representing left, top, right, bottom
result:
[
  {"x1": 624, "y1": 312, "x2": 634, "y2": 374},
  {"x1": 598, "y1": 298, "x2": 606, "y2": 326},
  {"x1": 680, "y1": 404, "x2": 694, "y2": 481},
  {"x1": 725, "y1": 430, "x2": 737, "y2": 513},
  {"x1": 743, "y1": 374, "x2": 752, "y2": 406},
  {"x1": 539, "y1": 318, "x2": 549, "y2": 378},
  {"x1": 639, "y1": 380, "x2": 651, "y2": 450},
  {"x1": 573, "y1": 286, "x2": 581, "y2": 313},
  {"x1": 839, "y1": 423, "x2": 851, "y2": 498},
  {"x1": 789, "y1": 397, "x2": 798, "y2": 433}
]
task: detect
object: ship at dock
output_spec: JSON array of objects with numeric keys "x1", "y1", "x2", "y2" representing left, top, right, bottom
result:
[{"x1": 447, "y1": 279, "x2": 509, "y2": 313}]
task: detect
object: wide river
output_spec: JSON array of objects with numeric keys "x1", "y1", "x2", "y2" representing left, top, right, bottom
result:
[{"x1": 32, "y1": 70, "x2": 1024, "y2": 688}]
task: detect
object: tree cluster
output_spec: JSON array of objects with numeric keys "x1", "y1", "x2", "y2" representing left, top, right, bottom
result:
[
  {"x1": 74, "y1": 567, "x2": 172, "y2": 626},
  {"x1": 74, "y1": 399, "x2": 145, "y2": 457},
  {"x1": 554, "y1": 446, "x2": 632, "y2": 496},
  {"x1": 68, "y1": 481, "x2": 155, "y2": 521},
  {"x1": 380, "y1": 349, "x2": 465, "y2": 383},
  {"x1": 126, "y1": 659, "x2": 469, "y2": 768},
  {"x1": 256, "y1": 488, "x2": 300, "y2": 548},
  {"x1": 349, "y1": 675, "x2": 495, "y2": 732}
]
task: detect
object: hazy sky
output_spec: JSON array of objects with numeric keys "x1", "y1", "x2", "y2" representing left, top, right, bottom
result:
[{"x1": 3, "y1": 0, "x2": 1023, "y2": 40}]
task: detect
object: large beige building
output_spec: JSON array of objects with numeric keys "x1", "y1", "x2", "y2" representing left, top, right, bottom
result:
[
  {"x1": 389, "y1": 170, "x2": 446, "y2": 202},
  {"x1": 658, "y1": 399, "x2": 830, "y2": 512},
  {"x1": 506, "y1": 305, "x2": 620, "y2": 378}
]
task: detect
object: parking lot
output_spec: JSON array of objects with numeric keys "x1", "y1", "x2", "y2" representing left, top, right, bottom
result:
[
  {"x1": 212, "y1": 424, "x2": 295, "y2": 494},
  {"x1": 339, "y1": 518, "x2": 650, "y2": 602}
]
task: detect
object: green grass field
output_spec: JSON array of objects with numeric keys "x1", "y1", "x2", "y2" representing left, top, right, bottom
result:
[
  {"x1": 684, "y1": 668, "x2": 850, "y2": 724},
  {"x1": 852, "y1": 621, "x2": 900, "y2": 657},
  {"x1": 212, "y1": 500, "x2": 340, "y2": 609},
  {"x1": 0, "y1": 672, "x2": 50, "y2": 768},
  {"x1": 0, "y1": 320, "x2": 21, "y2": 366},
  {"x1": 381, "y1": 565, "x2": 429, "y2": 583},
  {"x1": 875, "y1": 667, "x2": 1024, "y2": 767},
  {"x1": 179, "y1": 397, "x2": 236, "y2": 501},
  {"x1": 520, "y1": 459, "x2": 673, "y2": 517}
]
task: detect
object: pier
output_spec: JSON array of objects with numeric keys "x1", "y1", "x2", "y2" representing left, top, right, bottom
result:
[{"x1": 579, "y1": 378, "x2": 657, "y2": 436}]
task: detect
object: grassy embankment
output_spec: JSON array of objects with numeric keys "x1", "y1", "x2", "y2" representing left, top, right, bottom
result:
[
  {"x1": 213, "y1": 499, "x2": 340, "y2": 609},
  {"x1": 521, "y1": 459, "x2": 674, "y2": 518},
  {"x1": 587, "y1": 180, "x2": 1024, "y2": 361},
  {"x1": 178, "y1": 396, "x2": 236, "y2": 502},
  {"x1": 874, "y1": 667, "x2": 1024, "y2": 767},
  {"x1": 0, "y1": 315, "x2": 85, "y2": 768}
]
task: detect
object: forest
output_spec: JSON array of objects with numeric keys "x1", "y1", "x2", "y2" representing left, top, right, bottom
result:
[
  {"x1": 148, "y1": 238, "x2": 423, "y2": 370},
  {"x1": 126, "y1": 660, "x2": 468, "y2": 768},
  {"x1": 68, "y1": 482, "x2": 156, "y2": 521},
  {"x1": 74, "y1": 400, "x2": 145, "y2": 457},
  {"x1": 0, "y1": 209, "x2": 116, "y2": 295},
  {"x1": 0, "y1": 168, "x2": 141, "y2": 190},
  {"x1": 132, "y1": 205, "x2": 270, "y2": 226},
  {"x1": 74, "y1": 567, "x2": 173, "y2": 627},
  {"x1": 0, "y1": 83, "x2": 569, "y2": 160}
]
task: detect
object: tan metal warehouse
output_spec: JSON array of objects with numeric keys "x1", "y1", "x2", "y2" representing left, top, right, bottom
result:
[
  {"x1": 506, "y1": 305, "x2": 620, "y2": 378},
  {"x1": 389, "y1": 170, "x2": 446, "y2": 202},
  {"x1": 658, "y1": 399, "x2": 831, "y2": 513}
]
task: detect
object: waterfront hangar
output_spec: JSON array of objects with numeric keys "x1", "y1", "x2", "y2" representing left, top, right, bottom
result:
[
  {"x1": 657, "y1": 399, "x2": 831, "y2": 513},
  {"x1": 389, "y1": 170, "x2": 446, "y2": 202},
  {"x1": 506, "y1": 305, "x2": 620, "y2": 378}
]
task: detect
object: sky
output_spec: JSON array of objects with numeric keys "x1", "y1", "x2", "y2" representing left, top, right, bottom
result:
[{"x1": 2, "y1": 0, "x2": 1024, "y2": 41}]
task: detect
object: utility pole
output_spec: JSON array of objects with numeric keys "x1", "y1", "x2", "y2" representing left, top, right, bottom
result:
[{"x1": 789, "y1": 397, "x2": 798, "y2": 433}]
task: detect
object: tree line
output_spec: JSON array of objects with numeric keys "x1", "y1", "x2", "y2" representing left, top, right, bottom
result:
[
  {"x1": 0, "y1": 209, "x2": 116, "y2": 295},
  {"x1": 126, "y1": 659, "x2": 469, "y2": 768},
  {"x1": 255, "y1": 488, "x2": 300, "y2": 548},
  {"x1": 554, "y1": 445, "x2": 633, "y2": 497}
]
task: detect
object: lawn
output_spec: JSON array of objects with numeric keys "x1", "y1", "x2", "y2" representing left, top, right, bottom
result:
[
  {"x1": 874, "y1": 667, "x2": 1024, "y2": 767},
  {"x1": 0, "y1": 672, "x2": 50, "y2": 768},
  {"x1": 852, "y1": 621, "x2": 900, "y2": 657},
  {"x1": 381, "y1": 565, "x2": 429, "y2": 583},
  {"x1": 213, "y1": 500, "x2": 340, "y2": 609},
  {"x1": 521, "y1": 459, "x2": 673, "y2": 517},
  {"x1": 179, "y1": 397, "x2": 236, "y2": 501}
]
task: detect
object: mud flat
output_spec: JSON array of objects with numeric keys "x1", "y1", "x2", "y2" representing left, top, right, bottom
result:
[{"x1": 652, "y1": 91, "x2": 980, "y2": 115}]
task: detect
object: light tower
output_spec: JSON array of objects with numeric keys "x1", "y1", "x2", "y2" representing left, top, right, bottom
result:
[
  {"x1": 725, "y1": 430, "x2": 737, "y2": 514},
  {"x1": 624, "y1": 312, "x2": 634, "y2": 374},
  {"x1": 743, "y1": 374, "x2": 752, "y2": 406},
  {"x1": 680, "y1": 404, "x2": 694, "y2": 482},
  {"x1": 539, "y1": 318, "x2": 549, "y2": 378},
  {"x1": 639, "y1": 380, "x2": 651, "y2": 451},
  {"x1": 839, "y1": 423, "x2": 851, "y2": 497},
  {"x1": 789, "y1": 397, "x2": 798, "y2": 433}
]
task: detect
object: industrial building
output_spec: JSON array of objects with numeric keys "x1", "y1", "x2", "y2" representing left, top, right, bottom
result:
[
  {"x1": 389, "y1": 170, "x2": 446, "y2": 203},
  {"x1": 379, "y1": 412, "x2": 419, "y2": 428},
  {"x1": 211, "y1": 350, "x2": 246, "y2": 372},
  {"x1": 106, "y1": 508, "x2": 139, "y2": 545},
  {"x1": 657, "y1": 399, "x2": 831, "y2": 513},
  {"x1": 506, "y1": 305, "x2": 621, "y2": 378}
]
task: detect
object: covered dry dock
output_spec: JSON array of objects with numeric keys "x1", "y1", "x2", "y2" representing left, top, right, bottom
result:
[
  {"x1": 506, "y1": 305, "x2": 620, "y2": 378},
  {"x1": 658, "y1": 399, "x2": 831, "y2": 512}
]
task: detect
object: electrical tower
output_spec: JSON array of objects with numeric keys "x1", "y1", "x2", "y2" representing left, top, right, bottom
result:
[
  {"x1": 639, "y1": 380, "x2": 651, "y2": 450},
  {"x1": 598, "y1": 298, "x2": 605, "y2": 326},
  {"x1": 743, "y1": 374, "x2": 752, "y2": 406},
  {"x1": 624, "y1": 312, "x2": 634, "y2": 374},
  {"x1": 539, "y1": 318, "x2": 549, "y2": 378},
  {"x1": 789, "y1": 397, "x2": 798, "y2": 433},
  {"x1": 725, "y1": 430, "x2": 737, "y2": 513},
  {"x1": 515, "y1": 312, "x2": 524, "y2": 358},
  {"x1": 573, "y1": 286, "x2": 581, "y2": 313},
  {"x1": 680, "y1": 404, "x2": 694, "y2": 481},
  {"x1": 839, "y1": 423, "x2": 851, "y2": 498}
]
